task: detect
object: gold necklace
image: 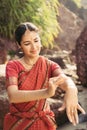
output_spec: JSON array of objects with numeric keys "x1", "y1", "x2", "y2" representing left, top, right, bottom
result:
[
  {"x1": 24, "y1": 60, "x2": 35, "y2": 66},
  {"x1": 22, "y1": 56, "x2": 39, "y2": 69}
]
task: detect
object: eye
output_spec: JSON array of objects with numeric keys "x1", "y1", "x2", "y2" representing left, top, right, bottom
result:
[
  {"x1": 35, "y1": 40, "x2": 39, "y2": 42},
  {"x1": 24, "y1": 42, "x2": 31, "y2": 46},
  {"x1": 34, "y1": 38, "x2": 40, "y2": 43}
]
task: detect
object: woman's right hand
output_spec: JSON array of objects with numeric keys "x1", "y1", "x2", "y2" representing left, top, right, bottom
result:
[
  {"x1": 48, "y1": 74, "x2": 67, "y2": 97},
  {"x1": 48, "y1": 78, "x2": 57, "y2": 97}
]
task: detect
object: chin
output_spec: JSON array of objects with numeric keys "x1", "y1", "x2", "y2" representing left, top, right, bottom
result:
[{"x1": 30, "y1": 53, "x2": 39, "y2": 58}]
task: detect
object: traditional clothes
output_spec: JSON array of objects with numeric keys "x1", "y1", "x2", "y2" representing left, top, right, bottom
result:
[{"x1": 4, "y1": 56, "x2": 61, "y2": 130}]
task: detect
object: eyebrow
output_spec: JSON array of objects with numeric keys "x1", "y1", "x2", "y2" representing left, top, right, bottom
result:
[
  {"x1": 34, "y1": 37, "x2": 39, "y2": 40},
  {"x1": 22, "y1": 37, "x2": 40, "y2": 44},
  {"x1": 23, "y1": 41, "x2": 30, "y2": 44}
]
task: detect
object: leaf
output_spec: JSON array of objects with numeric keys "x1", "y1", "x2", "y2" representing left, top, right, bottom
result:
[{"x1": 0, "y1": 0, "x2": 60, "y2": 47}]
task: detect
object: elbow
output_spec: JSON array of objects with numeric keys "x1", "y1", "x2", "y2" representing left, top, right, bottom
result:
[
  {"x1": 8, "y1": 93, "x2": 15, "y2": 103},
  {"x1": 7, "y1": 85, "x2": 19, "y2": 103},
  {"x1": 7, "y1": 90, "x2": 18, "y2": 103}
]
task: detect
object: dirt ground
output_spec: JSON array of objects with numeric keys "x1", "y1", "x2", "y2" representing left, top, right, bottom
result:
[{"x1": 57, "y1": 85, "x2": 87, "y2": 130}]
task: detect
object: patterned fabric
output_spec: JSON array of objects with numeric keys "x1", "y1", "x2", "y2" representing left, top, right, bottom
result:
[{"x1": 4, "y1": 56, "x2": 60, "y2": 130}]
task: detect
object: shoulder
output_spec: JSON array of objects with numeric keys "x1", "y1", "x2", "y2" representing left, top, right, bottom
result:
[
  {"x1": 40, "y1": 56, "x2": 60, "y2": 70},
  {"x1": 45, "y1": 58, "x2": 60, "y2": 67},
  {"x1": 49, "y1": 59, "x2": 60, "y2": 70},
  {"x1": 6, "y1": 60, "x2": 23, "y2": 78},
  {"x1": 6, "y1": 60, "x2": 19, "y2": 68},
  {"x1": 6, "y1": 60, "x2": 22, "y2": 72}
]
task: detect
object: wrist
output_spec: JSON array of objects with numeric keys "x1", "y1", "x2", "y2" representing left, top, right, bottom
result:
[
  {"x1": 66, "y1": 86, "x2": 78, "y2": 94},
  {"x1": 65, "y1": 77, "x2": 78, "y2": 93},
  {"x1": 46, "y1": 87, "x2": 55, "y2": 97}
]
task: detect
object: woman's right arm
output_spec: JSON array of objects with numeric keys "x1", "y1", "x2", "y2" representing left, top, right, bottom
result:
[
  {"x1": 7, "y1": 78, "x2": 57, "y2": 103},
  {"x1": 6, "y1": 61, "x2": 57, "y2": 103}
]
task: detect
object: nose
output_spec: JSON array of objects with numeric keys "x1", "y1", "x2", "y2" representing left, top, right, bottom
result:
[{"x1": 31, "y1": 43, "x2": 36, "y2": 49}]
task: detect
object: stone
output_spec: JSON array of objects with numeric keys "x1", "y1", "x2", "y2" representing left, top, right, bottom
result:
[
  {"x1": 55, "y1": 4, "x2": 84, "y2": 51},
  {"x1": 75, "y1": 26, "x2": 87, "y2": 87}
]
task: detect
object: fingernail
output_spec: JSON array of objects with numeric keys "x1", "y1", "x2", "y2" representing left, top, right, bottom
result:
[
  {"x1": 70, "y1": 119, "x2": 72, "y2": 123},
  {"x1": 83, "y1": 111, "x2": 86, "y2": 114}
]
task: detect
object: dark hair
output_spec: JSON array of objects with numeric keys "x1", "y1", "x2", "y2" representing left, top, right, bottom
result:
[{"x1": 15, "y1": 22, "x2": 39, "y2": 45}]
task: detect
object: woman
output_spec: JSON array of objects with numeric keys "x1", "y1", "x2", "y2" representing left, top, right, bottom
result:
[{"x1": 4, "y1": 22, "x2": 85, "y2": 130}]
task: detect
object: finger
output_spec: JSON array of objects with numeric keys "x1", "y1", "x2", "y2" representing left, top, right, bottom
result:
[
  {"x1": 70, "y1": 109, "x2": 77, "y2": 126},
  {"x1": 73, "y1": 108, "x2": 79, "y2": 125},
  {"x1": 66, "y1": 108, "x2": 77, "y2": 125},
  {"x1": 66, "y1": 108, "x2": 73, "y2": 123},
  {"x1": 58, "y1": 103, "x2": 66, "y2": 111},
  {"x1": 77, "y1": 104, "x2": 86, "y2": 114}
]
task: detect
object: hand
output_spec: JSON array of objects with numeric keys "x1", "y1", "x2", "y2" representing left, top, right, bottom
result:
[
  {"x1": 49, "y1": 74, "x2": 67, "y2": 87},
  {"x1": 48, "y1": 78, "x2": 57, "y2": 97},
  {"x1": 48, "y1": 75, "x2": 67, "y2": 97},
  {"x1": 64, "y1": 88, "x2": 86, "y2": 126}
]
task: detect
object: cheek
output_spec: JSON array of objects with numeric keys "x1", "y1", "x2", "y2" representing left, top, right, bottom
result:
[
  {"x1": 38, "y1": 42, "x2": 42, "y2": 47},
  {"x1": 21, "y1": 47, "x2": 30, "y2": 53},
  {"x1": 37, "y1": 44, "x2": 42, "y2": 51}
]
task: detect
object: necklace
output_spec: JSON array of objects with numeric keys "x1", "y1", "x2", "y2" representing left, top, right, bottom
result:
[{"x1": 22, "y1": 56, "x2": 39, "y2": 70}]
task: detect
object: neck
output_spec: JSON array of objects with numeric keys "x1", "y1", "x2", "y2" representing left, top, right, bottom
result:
[{"x1": 23, "y1": 55, "x2": 39, "y2": 66}]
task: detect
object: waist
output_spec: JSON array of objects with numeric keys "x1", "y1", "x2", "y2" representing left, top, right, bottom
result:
[
  {"x1": 11, "y1": 110, "x2": 54, "y2": 119},
  {"x1": 9, "y1": 110, "x2": 57, "y2": 129}
]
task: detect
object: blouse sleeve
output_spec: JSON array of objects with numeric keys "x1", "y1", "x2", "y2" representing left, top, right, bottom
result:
[
  {"x1": 6, "y1": 61, "x2": 18, "y2": 78},
  {"x1": 49, "y1": 60, "x2": 63, "y2": 77},
  {"x1": 6, "y1": 61, "x2": 18, "y2": 88}
]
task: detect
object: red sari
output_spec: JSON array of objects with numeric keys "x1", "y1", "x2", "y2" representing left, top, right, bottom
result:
[{"x1": 4, "y1": 56, "x2": 60, "y2": 130}]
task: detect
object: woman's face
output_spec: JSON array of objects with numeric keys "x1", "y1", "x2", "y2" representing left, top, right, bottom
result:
[{"x1": 20, "y1": 30, "x2": 41, "y2": 58}]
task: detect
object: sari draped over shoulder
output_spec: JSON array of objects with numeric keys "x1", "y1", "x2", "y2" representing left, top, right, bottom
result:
[{"x1": 4, "y1": 56, "x2": 57, "y2": 130}]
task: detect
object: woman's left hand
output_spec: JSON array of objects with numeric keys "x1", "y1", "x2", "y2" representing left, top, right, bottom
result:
[
  {"x1": 51, "y1": 72, "x2": 86, "y2": 125},
  {"x1": 64, "y1": 87, "x2": 86, "y2": 126}
]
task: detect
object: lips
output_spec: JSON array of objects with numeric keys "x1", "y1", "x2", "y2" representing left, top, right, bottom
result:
[{"x1": 31, "y1": 50, "x2": 37, "y2": 54}]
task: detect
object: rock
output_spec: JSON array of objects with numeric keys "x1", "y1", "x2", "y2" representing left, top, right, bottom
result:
[
  {"x1": 0, "y1": 41, "x2": 7, "y2": 64},
  {"x1": 0, "y1": 65, "x2": 6, "y2": 77},
  {"x1": 49, "y1": 56, "x2": 66, "y2": 69},
  {"x1": 52, "y1": 87, "x2": 65, "y2": 100},
  {"x1": 55, "y1": 4, "x2": 84, "y2": 51},
  {"x1": 75, "y1": 26, "x2": 87, "y2": 87},
  {"x1": 0, "y1": 37, "x2": 18, "y2": 63},
  {"x1": 0, "y1": 90, "x2": 9, "y2": 130},
  {"x1": 79, "y1": 113, "x2": 87, "y2": 123},
  {"x1": 0, "y1": 76, "x2": 9, "y2": 129}
]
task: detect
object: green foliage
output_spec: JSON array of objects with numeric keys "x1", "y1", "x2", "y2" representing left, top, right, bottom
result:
[
  {"x1": 8, "y1": 50, "x2": 16, "y2": 58},
  {"x1": 0, "y1": 0, "x2": 60, "y2": 47}
]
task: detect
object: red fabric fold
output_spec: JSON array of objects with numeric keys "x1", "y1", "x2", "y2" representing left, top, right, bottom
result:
[{"x1": 4, "y1": 56, "x2": 57, "y2": 130}]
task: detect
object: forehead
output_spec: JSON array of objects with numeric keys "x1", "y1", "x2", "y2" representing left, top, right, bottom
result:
[{"x1": 22, "y1": 30, "x2": 39, "y2": 41}]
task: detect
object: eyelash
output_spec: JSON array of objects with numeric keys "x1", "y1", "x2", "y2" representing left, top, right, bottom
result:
[
  {"x1": 35, "y1": 40, "x2": 39, "y2": 42},
  {"x1": 24, "y1": 43, "x2": 30, "y2": 46},
  {"x1": 24, "y1": 40, "x2": 39, "y2": 45}
]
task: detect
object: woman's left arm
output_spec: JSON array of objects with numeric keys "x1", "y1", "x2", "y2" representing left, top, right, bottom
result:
[{"x1": 51, "y1": 68, "x2": 86, "y2": 126}]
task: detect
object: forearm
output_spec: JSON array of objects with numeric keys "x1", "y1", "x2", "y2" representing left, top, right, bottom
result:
[
  {"x1": 52, "y1": 70, "x2": 85, "y2": 126},
  {"x1": 52, "y1": 68, "x2": 78, "y2": 93},
  {"x1": 59, "y1": 77, "x2": 78, "y2": 93},
  {"x1": 7, "y1": 85, "x2": 52, "y2": 103}
]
